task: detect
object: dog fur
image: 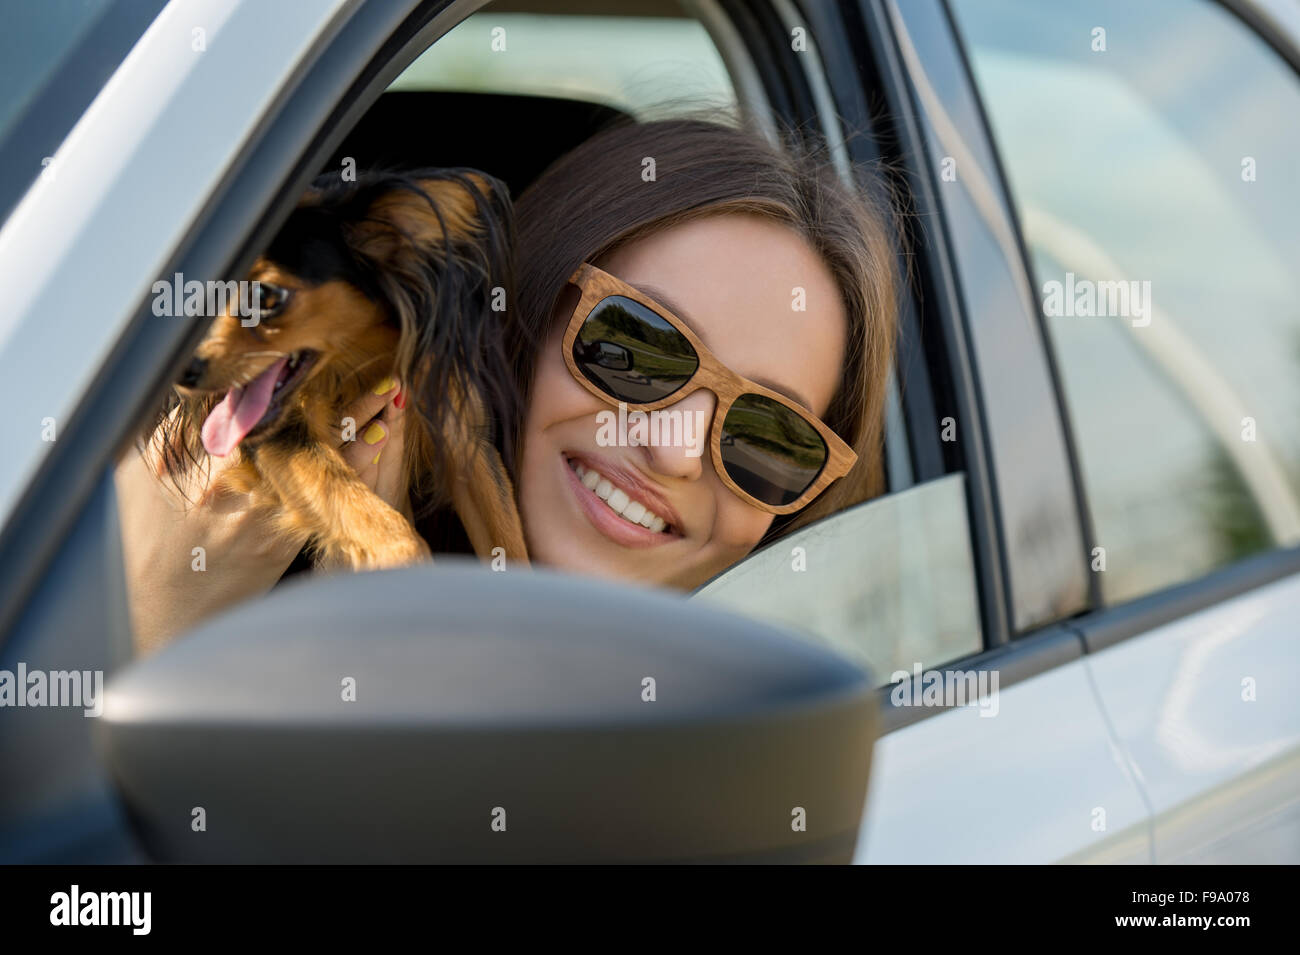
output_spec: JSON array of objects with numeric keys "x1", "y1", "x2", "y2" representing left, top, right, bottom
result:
[{"x1": 152, "y1": 168, "x2": 529, "y2": 570}]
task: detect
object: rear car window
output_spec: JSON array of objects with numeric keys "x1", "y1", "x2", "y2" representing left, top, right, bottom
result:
[{"x1": 951, "y1": 0, "x2": 1300, "y2": 604}]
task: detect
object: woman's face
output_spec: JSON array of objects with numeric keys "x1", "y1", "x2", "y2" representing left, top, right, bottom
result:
[{"x1": 517, "y1": 213, "x2": 847, "y2": 590}]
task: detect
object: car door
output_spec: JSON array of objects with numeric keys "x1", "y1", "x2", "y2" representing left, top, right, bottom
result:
[{"x1": 946, "y1": 0, "x2": 1300, "y2": 863}]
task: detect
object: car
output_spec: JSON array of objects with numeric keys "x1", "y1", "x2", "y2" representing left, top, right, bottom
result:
[{"x1": 1, "y1": 0, "x2": 1299, "y2": 865}]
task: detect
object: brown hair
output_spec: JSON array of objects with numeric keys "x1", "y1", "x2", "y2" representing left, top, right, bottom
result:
[{"x1": 506, "y1": 117, "x2": 899, "y2": 543}]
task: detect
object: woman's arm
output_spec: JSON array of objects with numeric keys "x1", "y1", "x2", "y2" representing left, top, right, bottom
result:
[{"x1": 116, "y1": 383, "x2": 410, "y2": 654}]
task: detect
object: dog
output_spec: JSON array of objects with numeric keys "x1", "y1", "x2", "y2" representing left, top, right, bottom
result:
[{"x1": 153, "y1": 168, "x2": 529, "y2": 570}]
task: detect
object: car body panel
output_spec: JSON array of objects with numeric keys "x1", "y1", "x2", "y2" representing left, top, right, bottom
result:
[
  {"x1": 1083, "y1": 574, "x2": 1300, "y2": 863},
  {"x1": 854, "y1": 653, "x2": 1151, "y2": 863}
]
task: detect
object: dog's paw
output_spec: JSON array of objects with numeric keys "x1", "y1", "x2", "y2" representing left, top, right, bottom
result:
[
  {"x1": 353, "y1": 532, "x2": 431, "y2": 570},
  {"x1": 314, "y1": 528, "x2": 431, "y2": 572}
]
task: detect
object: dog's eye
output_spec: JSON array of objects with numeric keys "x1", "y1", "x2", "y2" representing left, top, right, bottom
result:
[{"x1": 253, "y1": 282, "x2": 292, "y2": 319}]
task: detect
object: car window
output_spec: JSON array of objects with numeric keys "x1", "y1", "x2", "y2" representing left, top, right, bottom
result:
[
  {"x1": 694, "y1": 475, "x2": 983, "y2": 679},
  {"x1": 104, "y1": 0, "x2": 757, "y2": 657},
  {"x1": 392, "y1": 5, "x2": 736, "y2": 119},
  {"x1": 950, "y1": 0, "x2": 1300, "y2": 605}
]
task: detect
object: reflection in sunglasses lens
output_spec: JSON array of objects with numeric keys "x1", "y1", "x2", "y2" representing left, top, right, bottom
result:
[
  {"x1": 720, "y1": 394, "x2": 827, "y2": 507},
  {"x1": 573, "y1": 296, "x2": 698, "y2": 403}
]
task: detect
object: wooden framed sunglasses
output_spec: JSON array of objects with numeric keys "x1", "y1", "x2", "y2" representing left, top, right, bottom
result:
[{"x1": 562, "y1": 262, "x2": 857, "y2": 515}]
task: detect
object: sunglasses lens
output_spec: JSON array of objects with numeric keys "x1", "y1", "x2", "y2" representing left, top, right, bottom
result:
[
  {"x1": 572, "y1": 296, "x2": 699, "y2": 403},
  {"x1": 720, "y1": 394, "x2": 828, "y2": 507}
]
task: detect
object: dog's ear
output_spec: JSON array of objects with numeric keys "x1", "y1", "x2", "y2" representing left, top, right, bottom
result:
[{"x1": 349, "y1": 174, "x2": 490, "y2": 267}]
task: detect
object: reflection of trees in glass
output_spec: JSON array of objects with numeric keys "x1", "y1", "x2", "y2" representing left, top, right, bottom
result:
[
  {"x1": 583, "y1": 299, "x2": 826, "y2": 475},
  {"x1": 1199, "y1": 445, "x2": 1271, "y2": 563},
  {"x1": 1036, "y1": 258, "x2": 1279, "y2": 600},
  {"x1": 581, "y1": 298, "x2": 697, "y2": 383},
  {"x1": 1199, "y1": 327, "x2": 1300, "y2": 563},
  {"x1": 723, "y1": 396, "x2": 825, "y2": 471}
]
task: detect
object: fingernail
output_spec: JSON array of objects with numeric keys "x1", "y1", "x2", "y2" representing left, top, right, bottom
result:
[
  {"x1": 393, "y1": 389, "x2": 406, "y2": 410},
  {"x1": 363, "y1": 422, "x2": 386, "y2": 445},
  {"x1": 372, "y1": 376, "x2": 397, "y2": 396},
  {"x1": 371, "y1": 450, "x2": 382, "y2": 466}
]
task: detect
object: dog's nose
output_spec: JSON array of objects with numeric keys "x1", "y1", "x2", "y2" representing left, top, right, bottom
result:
[{"x1": 178, "y1": 356, "x2": 207, "y2": 388}]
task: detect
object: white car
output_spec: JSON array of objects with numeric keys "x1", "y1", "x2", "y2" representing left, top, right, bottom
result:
[{"x1": 1, "y1": 0, "x2": 1298, "y2": 863}]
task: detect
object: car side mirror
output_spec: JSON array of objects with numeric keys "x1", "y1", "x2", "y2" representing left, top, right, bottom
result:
[
  {"x1": 577, "y1": 339, "x2": 633, "y2": 371},
  {"x1": 96, "y1": 562, "x2": 877, "y2": 863}
]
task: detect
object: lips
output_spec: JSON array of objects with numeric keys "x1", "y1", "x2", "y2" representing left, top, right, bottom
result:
[
  {"x1": 569, "y1": 458, "x2": 670, "y2": 532},
  {"x1": 562, "y1": 451, "x2": 684, "y2": 548}
]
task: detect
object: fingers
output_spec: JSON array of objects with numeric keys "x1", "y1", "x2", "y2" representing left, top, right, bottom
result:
[
  {"x1": 340, "y1": 381, "x2": 408, "y2": 508},
  {"x1": 337, "y1": 376, "x2": 402, "y2": 451},
  {"x1": 372, "y1": 397, "x2": 409, "y2": 509},
  {"x1": 341, "y1": 409, "x2": 393, "y2": 474}
]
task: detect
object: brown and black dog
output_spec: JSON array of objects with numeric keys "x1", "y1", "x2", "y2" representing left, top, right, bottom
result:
[{"x1": 153, "y1": 168, "x2": 528, "y2": 570}]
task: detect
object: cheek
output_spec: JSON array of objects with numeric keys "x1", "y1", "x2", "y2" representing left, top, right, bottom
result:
[
  {"x1": 517, "y1": 328, "x2": 599, "y2": 514},
  {"x1": 522, "y1": 329, "x2": 592, "y2": 436},
  {"x1": 712, "y1": 491, "x2": 775, "y2": 556}
]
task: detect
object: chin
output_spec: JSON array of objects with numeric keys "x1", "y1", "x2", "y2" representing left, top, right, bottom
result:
[{"x1": 527, "y1": 528, "x2": 678, "y2": 589}]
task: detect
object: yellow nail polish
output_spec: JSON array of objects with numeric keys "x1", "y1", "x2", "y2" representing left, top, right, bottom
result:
[
  {"x1": 371, "y1": 450, "x2": 382, "y2": 466},
  {"x1": 372, "y1": 376, "x2": 397, "y2": 395},
  {"x1": 363, "y1": 422, "x2": 385, "y2": 445}
]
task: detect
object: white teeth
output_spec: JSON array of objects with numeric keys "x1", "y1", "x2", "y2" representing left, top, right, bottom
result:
[{"x1": 570, "y1": 459, "x2": 670, "y2": 532}]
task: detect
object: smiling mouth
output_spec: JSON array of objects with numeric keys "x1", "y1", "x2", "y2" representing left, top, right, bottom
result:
[
  {"x1": 200, "y1": 350, "x2": 317, "y2": 456},
  {"x1": 564, "y1": 453, "x2": 677, "y2": 536}
]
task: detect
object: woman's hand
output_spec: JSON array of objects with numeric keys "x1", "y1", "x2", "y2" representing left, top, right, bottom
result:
[
  {"x1": 337, "y1": 376, "x2": 411, "y2": 521},
  {"x1": 116, "y1": 378, "x2": 410, "y2": 655},
  {"x1": 115, "y1": 432, "x2": 306, "y2": 656}
]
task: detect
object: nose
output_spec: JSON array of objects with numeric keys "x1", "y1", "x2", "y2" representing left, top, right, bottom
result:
[
  {"x1": 178, "y1": 356, "x2": 207, "y2": 388},
  {"x1": 638, "y1": 389, "x2": 715, "y2": 481}
]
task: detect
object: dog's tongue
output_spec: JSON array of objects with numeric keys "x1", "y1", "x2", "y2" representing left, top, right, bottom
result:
[{"x1": 201, "y1": 358, "x2": 288, "y2": 457}]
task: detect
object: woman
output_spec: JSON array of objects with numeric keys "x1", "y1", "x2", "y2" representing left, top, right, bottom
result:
[{"x1": 115, "y1": 118, "x2": 898, "y2": 650}]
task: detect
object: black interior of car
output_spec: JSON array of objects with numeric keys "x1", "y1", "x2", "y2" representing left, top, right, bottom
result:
[{"x1": 323, "y1": 91, "x2": 632, "y2": 201}]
